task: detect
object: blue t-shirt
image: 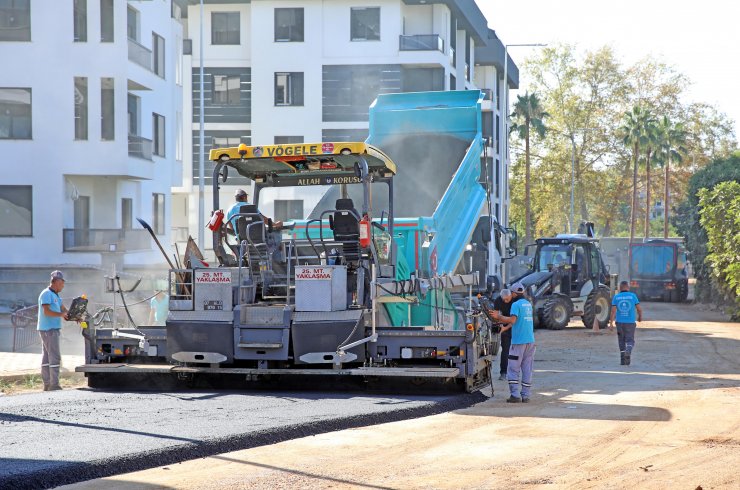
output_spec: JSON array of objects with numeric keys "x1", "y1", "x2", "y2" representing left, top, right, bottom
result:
[
  {"x1": 226, "y1": 201, "x2": 252, "y2": 229},
  {"x1": 612, "y1": 291, "x2": 640, "y2": 323},
  {"x1": 150, "y1": 295, "x2": 169, "y2": 325},
  {"x1": 37, "y1": 288, "x2": 63, "y2": 331},
  {"x1": 509, "y1": 298, "x2": 535, "y2": 345}
]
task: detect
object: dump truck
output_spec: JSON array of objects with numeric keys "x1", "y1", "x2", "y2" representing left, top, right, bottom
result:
[
  {"x1": 76, "y1": 90, "x2": 515, "y2": 393},
  {"x1": 629, "y1": 239, "x2": 689, "y2": 302}
]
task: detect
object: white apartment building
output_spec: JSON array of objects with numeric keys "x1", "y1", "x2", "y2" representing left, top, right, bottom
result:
[
  {"x1": 175, "y1": 0, "x2": 518, "y2": 254},
  {"x1": 0, "y1": 1, "x2": 183, "y2": 300}
]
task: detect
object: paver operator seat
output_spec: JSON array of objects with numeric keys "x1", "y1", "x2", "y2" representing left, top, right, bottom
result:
[{"x1": 330, "y1": 198, "x2": 361, "y2": 264}]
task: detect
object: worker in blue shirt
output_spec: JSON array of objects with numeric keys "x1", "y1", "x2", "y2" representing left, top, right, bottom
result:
[
  {"x1": 609, "y1": 280, "x2": 643, "y2": 366},
  {"x1": 225, "y1": 189, "x2": 283, "y2": 237},
  {"x1": 37, "y1": 270, "x2": 69, "y2": 391},
  {"x1": 492, "y1": 282, "x2": 536, "y2": 403},
  {"x1": 148, "y1": 290, "x2": 169, "y2": 325}
]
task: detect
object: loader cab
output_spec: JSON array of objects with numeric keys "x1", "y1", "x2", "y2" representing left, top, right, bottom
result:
[{"x1": 534, "y1": 236, "x2": 607, "y2": 296}]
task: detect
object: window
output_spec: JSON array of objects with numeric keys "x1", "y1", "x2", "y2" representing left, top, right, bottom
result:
[
  {"x1": 212, "y1": 75, "x2": 240, "y2": 105},
  {"x1": 74, "y1": 0, "x2": 87, "y2": 42},
  {"x1": 0, "y1": 88, "x2": 32, "y2": 139},
  {"x1": 101, "y1": 78, "x2": 114, "y2": 140},
  {"x1": 0, "y1": 0, "x2": 30, "y2": 41},
  {"x1": 152, "y1": 193, "x2": 165, "y2": 235},
  {"x1": 211, "y1": 12, "x2": 239, "y2": 45},
  {"x1": 274, "y1": 200, "x2": 303, "y2": 222},
  {"x1": 449, "y1": 74, "x2": 455, "y2": 90},
  {"x1": 74, "y1": 77, "x2": 88, "y2": 140},
  {"x1": 274, "y1": 8, "x2": 303, "y2": 42},
  {"x1": 274, "y1": 136, "x2": 303, "y2": 144},
  {"x1": 175, "y1": 111, "x2": 182, "y2": 161},
  {"x1": 153, "y1": 113, "x2": 165, "y2": 157},
  {"x1": 121, "y1": 198, "x2": 132, "y2": 230},
  {"x1": 0, "y1": 185, "x2": 32, "y2": 236},
  {"x1": 100, "y1": 0, "x2": 114, "y2": 42},
  {"x1": 175, "y1": 35, "x2": 182, "y2": 86},
  {"x1": 126, "y1": 6, "x2": 138, "y2": 41},
  {"x1": 152, "y1": 33, "x2": 165, "y2": 78},
  {"x1": 351, "y1": 7, "x2": 380, "y2": 41},
  {"x1": 274, "y1": 72, "x2": 303, "y2": 106}
]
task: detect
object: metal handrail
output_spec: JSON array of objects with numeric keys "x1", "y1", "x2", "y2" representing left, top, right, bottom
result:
[{"x1": 399, "y1": 34, "x2": 444, "y2": 53}]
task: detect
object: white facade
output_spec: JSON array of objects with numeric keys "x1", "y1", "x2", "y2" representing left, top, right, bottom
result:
[
  {"x1": 0, "y1": 1, "x2": 184, "y2": 270},
  {"x1": 176, "y1": 0, "x2": 511, "y2": 255}
]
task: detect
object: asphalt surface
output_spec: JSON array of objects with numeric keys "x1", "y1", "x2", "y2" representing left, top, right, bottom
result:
[{"x1": 0, "y1": 387, "x2": 484, "y2": 489}]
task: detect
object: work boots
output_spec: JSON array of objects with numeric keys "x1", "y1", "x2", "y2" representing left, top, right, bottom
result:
[
  {"x1": 624, "y1": 353, "x2": 631, "y2": 366},
  {"x1": 620, "y1": 352, "x2": 626, "y2": 365}
]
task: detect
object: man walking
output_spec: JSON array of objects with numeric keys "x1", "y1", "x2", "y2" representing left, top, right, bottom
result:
[
  {"x1": 493, "y1": 289, "x2": 513, "y2": 380},
  {"x1": 493, "y1": 283, "x2": 536, "y2": 403},
  {"x1": 37, "y1": 270, "x2": 69, "y2": 391},
  {"x1": 609, "y1": 280, "x2": 643, "y2": 365}
]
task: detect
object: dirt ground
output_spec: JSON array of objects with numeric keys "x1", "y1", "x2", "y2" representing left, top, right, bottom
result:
[{"x1": 66, "y1": 300, "x2": 739, "y2": 490}]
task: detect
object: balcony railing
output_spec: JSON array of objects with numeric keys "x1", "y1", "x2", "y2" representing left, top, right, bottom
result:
[
  {"x1": 63, "y1": 228, "x2": 151, "y2": 253},
  {"x1": 128, "y1": 38, "x2": 152, "y2": 71},
  {"x1": 481, "y1": 88, "x2": 494, "y2": 102},
  {"x1": 128, "y1": 134, "x2": 153, "y2": 160},
  {"x1": 399, "y1": 34, "x2": 444, "y2": 53}
]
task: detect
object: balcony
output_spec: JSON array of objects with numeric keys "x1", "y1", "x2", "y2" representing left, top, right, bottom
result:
[
  {"x1": 399, "y1": 34, "x2": 444, "y2": 53},
  {"x1": 480, "y1": 88, "x2": 495, "y2": 111},
  {"x1": 128, "y1": 38, "x2": 152, "y2": 71},
  {"x1": 62, "y1": 229, "x2": 151, "y2": 253},
  {"x1": 128, "y1": 134, "x2": 153, "y2": 161}
]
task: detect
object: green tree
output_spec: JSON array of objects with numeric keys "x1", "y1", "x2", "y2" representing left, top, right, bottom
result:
[
  {"x1": 654, "y1": 116, "x2": 687, "y2": 238},
  {"x1": 642, "y1": 118, "x2": 660, "y2": 240},
  {"x1": 510, "y1": 91, "x2": 548, "y2": 244},
  {"x1": 620, "y1": 105, "x2": 654, "y2": 277},
  {"x1": 698, "y1": 181, "x2": 740, "y2": 319}
]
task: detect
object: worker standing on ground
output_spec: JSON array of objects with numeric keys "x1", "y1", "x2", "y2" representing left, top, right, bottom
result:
[
  {"x1": 493, "y1": 283, "x2": 536, "y2": 403},
  {"x1": 609, "y1": 281, "x2": 642, "y2": 366},
  {"x1": 148, "y1": 290, "x2": 169, "y2": 326},
  {"x1": 37, "y1": 270, "x2": 69, "y2": 391},
  {"x1": 493, "y1": 289, "x2": 513, "y2": 380}
]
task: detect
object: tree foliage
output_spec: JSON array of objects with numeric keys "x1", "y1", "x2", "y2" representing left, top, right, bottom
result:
[
  {"x1": 698, "y1": 181, "x2": 740, "y2": 319},
  {"x1": 509, "y1": 44, "x2": 737, "y2": 242}
]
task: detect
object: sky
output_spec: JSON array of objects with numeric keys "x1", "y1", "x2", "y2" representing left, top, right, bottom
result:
[{"x1": 478, "y1": 0, "x2": 740, "y2": 139}]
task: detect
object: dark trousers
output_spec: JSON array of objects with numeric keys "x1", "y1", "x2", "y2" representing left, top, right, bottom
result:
[
  {"x1": 616, "y1": 322, "x2": 636, "y2": 354},
  {"x1": 499, "y1": 333, "x2": 511, "y2": 375}
]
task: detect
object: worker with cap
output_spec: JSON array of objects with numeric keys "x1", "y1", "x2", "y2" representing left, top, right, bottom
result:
[
  {"x1": 37, "y1": 270, "x2": 69, "y2": 391},
  {"x1": 492, "y1": 282, "x2": 536, "y2": 403},
  {"x1": 225, "y1": 188, "x2": 283, "y2": 236},
  {"x1": 609, "y1": 280, "x2": 642, "y2": 365}
]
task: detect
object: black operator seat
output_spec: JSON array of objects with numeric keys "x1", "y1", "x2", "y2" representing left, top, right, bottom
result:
[
  {"x1": 332, "y1": 198, "x2": 361, "y2": 262},
  {"x1": 234, "y1": 204, "x2": 265, "y2": 244}
]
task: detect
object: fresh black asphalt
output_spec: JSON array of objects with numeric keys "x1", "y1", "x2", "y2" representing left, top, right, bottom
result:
[{"x1": 0, "y1": 388, "x2": 484, "y2": 489}]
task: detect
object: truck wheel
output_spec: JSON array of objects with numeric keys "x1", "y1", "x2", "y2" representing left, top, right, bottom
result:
[
  {"x1": 678, "y1": 281, "x2": 689, "y2": 302},
  {"x1": 542, "y1": 296, "x2": 571, "y2": 330},
  {"x1": 582, "y1": 286, "x2": 610, "y2": 329}
]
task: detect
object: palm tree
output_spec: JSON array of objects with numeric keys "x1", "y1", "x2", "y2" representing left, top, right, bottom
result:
[
  {"x1": 642, "y1": 119, "x2": 660, "y2": 240},
  {"x1": 620, "y1": 105, "x2": 653, "y2": 279},
  {"x1": 510, "y1": 92, "x2": 548, "y2": 244},
  {"x1": 655, "y1": 117, "x2": 687, "y2": 238}
]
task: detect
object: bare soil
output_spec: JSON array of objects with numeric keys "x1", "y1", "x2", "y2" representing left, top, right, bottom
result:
[{"x1": 65, "y1": 301, "x2": 740, "y2": 490}]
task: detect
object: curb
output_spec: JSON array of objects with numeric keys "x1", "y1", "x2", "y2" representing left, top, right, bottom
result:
[{"x1": 0, "y1": 368, "x2": 82, "y2": 384}]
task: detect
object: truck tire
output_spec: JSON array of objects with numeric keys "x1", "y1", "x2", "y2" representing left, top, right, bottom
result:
[
  {"x1": 582, "y1": 286, "x2": 611, "y2": 329},
  {"x1": 678, "y1": 281, "x2": 689, "y2": 302},
  {"x1": 542, "y1": 296, "x2": 571, "y2": 330}
]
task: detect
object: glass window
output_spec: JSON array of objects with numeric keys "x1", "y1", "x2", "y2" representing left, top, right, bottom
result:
[
  {"x1": 127, "y1": 93, "x2": 139, "y2": 135},
  {"x1": 351, "y1": 7, "x2": 380, "y2": 41},
  {"x1": 175, "y1": 35, "x2": 182, "y2": 86},
  {"x1": 274, "y1": 72, "x2": 303, "y2": 106},
  {"x1": 274, "y1": 8, "x2": 303, "y2": 42},
  {"x1": 0, "y1": 185, "x2": 32, "y2": 236},
  {"x1": 175, "y1": 111, "x2": 182, "y2": 161},
  {"x1": 126, "y1": 5, "x2": 138, "y2": 41},
  {"x1": 121, "y1": 198, "x2": 132, "y2": 230},
  {"x1": 74, "y1": 77, "x2": 88, "y2": 140},
  {"x1": 0, "y1": 0, "x2": 30, "y2": 42},
  {"x1": 153, "y1": 113, "x2": 165, "y2": 157},
  {"x1": 536, "y1": 244, "x2": 570, "y2": 272},
  {"x1": 74, "y1": 0, "x2": 87, "y2": 42},
  {"x1": 152, "y1": 33, "x2": 165, "y2": 78},
  {"x1": 274, "y1": 200, "x2": 303, "y2": 222},
  {"x1": 101, "y1": 78, "x2": 114, "y2": 140},
  {"x1": 211, "y1": 12, "x2": 239, "y2": 45},
  {"x1": 212, "y1": 75, "x2": 240, "y2": 105},
  {"x1": 152, "y1": 193, "x2": 165, "y2": 235},
  {"x1": 100, "y1": 0, "x2": 114, "y2": 42},
  {"x1": 0, "y1": 87, "x2": 32, "y2": 139},
  {"x1": 212, "y1": 136, "x2": 241, "y2": 148},
  {"x1": 274, "y1": 136, "x2": 303, "y2": 144}
]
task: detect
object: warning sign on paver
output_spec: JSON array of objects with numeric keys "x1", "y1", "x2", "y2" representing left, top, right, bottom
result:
[
  {"x1": 295, "y1": 267, "x2": 333, "y2": 280},
  {"x1": 195, "y1": 270, "x2": 232, "y2": 284}
]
